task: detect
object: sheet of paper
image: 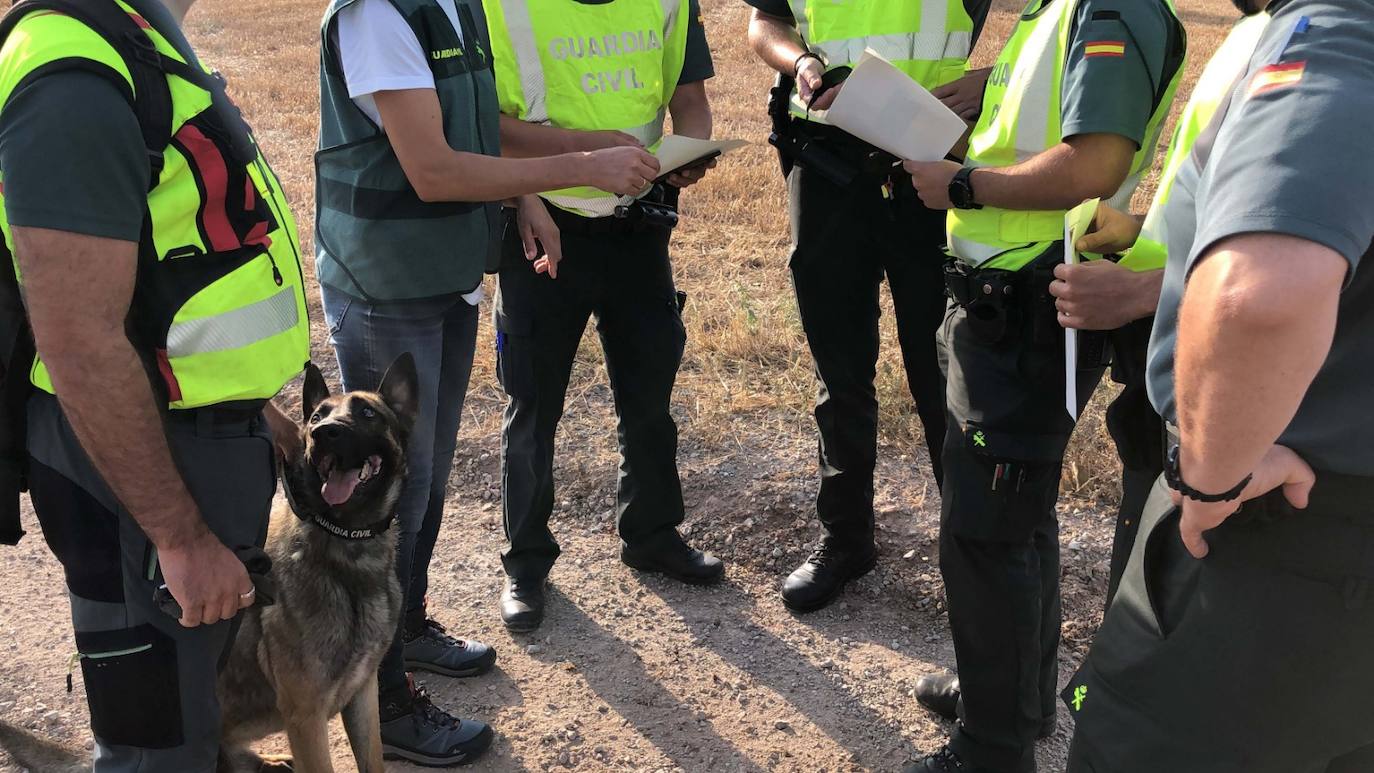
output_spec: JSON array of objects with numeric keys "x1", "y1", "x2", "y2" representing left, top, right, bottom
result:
[
  {"x1": 822, "y1": 49, "x2": 969, "y2": 161},
  {"x1": 652, "y1": 135, "x2": 750, "y2": 176},
  {"x1": 1062, "y1": 199, "x2": 1098, "y2": 420}
]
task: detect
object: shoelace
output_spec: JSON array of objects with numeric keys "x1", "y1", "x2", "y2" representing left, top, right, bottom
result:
[
  {"x1": 932, "y1": 748, "x2": 965, "y2": 771},
  {"x1": 420, "y1": 618, "x2": 470, "y2": 650},
  {"x1": 411, "y1": 684, "x2": 463, "y2": 729},
  {"x1": 808, "y1": 544, "x2": 844, "y2": 568}
]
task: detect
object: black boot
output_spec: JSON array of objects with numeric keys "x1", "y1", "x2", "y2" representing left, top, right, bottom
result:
[
  {"x1": 500, "y1": 578, "x2": 546, "y2": 633},
  {"x1": 904, "y1": 746, "x2": 981, "y2": 773},
  {"x1": 621, "y1": 533, "x2": 725, "y2": 585},
  {"x1": 915, "y1": 672, "x2": 1055, "y2": 739},
  {"x1": 780, "y1": 542, "x2": 877, "y2": 612}
]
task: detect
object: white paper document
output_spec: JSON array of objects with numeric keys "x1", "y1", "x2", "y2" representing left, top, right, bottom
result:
[
  {"x1": 822, "y1": 49, "x2": 968, "y2": 161},
  {"x1": 652, "y1": 135, "x2": 750, "y2": 178},
  {"x1": 1063, "y1": 199, "x2": 1100, "y2": 420}
]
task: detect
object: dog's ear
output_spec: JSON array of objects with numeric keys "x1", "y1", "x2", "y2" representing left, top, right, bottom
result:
[
  {"x1": 302, "y1": 362, "x2": 331, "y2": 421},
  {"x1": 377, "y1": 353, "x2": 418, "y2": 431}
]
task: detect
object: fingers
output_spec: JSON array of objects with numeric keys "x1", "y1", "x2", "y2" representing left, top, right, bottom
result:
[
  {"x1": 519, "y1": 221, "x2": 538, "y2": 262},
  {"x1": 612, "y1": 131, "x2": 642, "y2": 148},
  {"x1": 1278, "y1": 448, "x2": 1317, "y2": 508},
  {"x1": 541, "y1": 231, "x2": 562, "y2": 280},
  {"x1": 810, "y1": 88, "x2": 839, "y2": 111},
  {"x1": 1179, "y1": 516, "x2": 1211, "y2": 559},
  {"x1": 931, "y1": 82, "x2": 956, "y2": 99}
]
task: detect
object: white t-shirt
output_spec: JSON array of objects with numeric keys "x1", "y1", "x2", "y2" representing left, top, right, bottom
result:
[{"x1": 335, "y1": 0, "x2": 485, "y2": 305}]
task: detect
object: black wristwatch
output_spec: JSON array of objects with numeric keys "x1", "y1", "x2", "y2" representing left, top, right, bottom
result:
[
  {"x1": 1164, "y1": 445, "x2": 1253, "y2": 504},
  {"x1": 949, "y1": 167, "x2": 982, "y2": 210}
]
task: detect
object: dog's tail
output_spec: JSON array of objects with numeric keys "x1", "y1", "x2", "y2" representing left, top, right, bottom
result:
[{"x1": 0, "y1": 720, "x2": 87, "y2": 772}]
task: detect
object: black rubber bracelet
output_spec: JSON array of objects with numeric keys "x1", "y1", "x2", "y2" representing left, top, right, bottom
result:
[
  {"x1": 794, "y1": 51, "x2": 823, "y2": 76},
  {"x1": 1165, "y1": 445, "x2": 1253, "y2": 504}
]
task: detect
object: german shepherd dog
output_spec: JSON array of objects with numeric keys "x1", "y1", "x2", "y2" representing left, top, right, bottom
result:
[
  {"x1": 0, "y1": 354, "x2": 417, "y2": 772},
  {"x1": 215, "y1": 354, "x2": 417, "y2": 772}
]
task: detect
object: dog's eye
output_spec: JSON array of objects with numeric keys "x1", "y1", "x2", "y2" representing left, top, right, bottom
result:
[
  {"x1": 361, "y1": 406, "x2": 376, "y2": 419},
  {"x1": 309, "y1": 411, "x2": 323, "y2": 424}
]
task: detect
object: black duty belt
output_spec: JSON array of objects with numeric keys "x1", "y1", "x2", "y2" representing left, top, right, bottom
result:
[
  {"x1": 544, "y1": 186, "x2": 678, "y2": 236},
  {"x1": 166, "y1": 402, "x2": 266, "y2": 429}
]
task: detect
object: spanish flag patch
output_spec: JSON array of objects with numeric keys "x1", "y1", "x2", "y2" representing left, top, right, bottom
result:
[
  {"x1": 1249, "y1": 61, "x2": 1306, "y2": 97},
  {"x1": 1084, "y1": 40, "x2": 1126, "y2": 58}
]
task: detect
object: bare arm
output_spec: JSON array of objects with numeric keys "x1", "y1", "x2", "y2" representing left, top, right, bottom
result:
[
  {"x1": 1176, "y1": 234, "x2": 1345, "y2": 492},
  {"x1": 748, "y1": 8, "x2": 807, "y2": 76},
  {"x1": 971, "y1": 134, "x2": 1137, "y2": 210},
  {"x1": 374, "y1": 89, "x2": 659, "y2": 201},
  {"x1": 668, "y1": 80, "x2": 711, "y2": 140},
  {"x1": 498, "y1": 114, "x2": 644, "y2": 158},
  {"x1": 13, "y1": 226, "x2": 251, "y2": 627},
  {"x1": 1172, "y1": 234, "x2": 1344, "y2": 557},
  {"x1": 906, "y1": 133, "x2": 1137, "y2": 211}
]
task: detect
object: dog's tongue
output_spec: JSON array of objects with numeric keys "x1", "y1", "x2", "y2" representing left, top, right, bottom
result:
[{"x1": 321, "y1": 468, "x2": 362, "y2": 506}]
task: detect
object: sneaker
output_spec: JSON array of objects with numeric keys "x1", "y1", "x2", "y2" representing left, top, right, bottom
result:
[
  {"x1": 380, "y1": 680, "x2": 493, "y2": 767},
  {"x1": 403, "y1": 618, "x2": 497, "y2": 678}
]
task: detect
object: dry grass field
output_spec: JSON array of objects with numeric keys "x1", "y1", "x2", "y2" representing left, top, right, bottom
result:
[{"x1": 0, "y1": 1, "x2": 1238, "y2": 771}]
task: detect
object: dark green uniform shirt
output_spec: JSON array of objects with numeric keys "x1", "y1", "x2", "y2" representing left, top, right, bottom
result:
[
  {"x1": 1148, "y1": 0, "x2": 1374, "y2": 476},
  {"x1": 0, "y1": 0, "x2": 193, "y2": 241}
]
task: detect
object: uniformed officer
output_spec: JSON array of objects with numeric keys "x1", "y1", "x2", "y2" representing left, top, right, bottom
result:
[
  {"x1": 1063, "y1": 9, "x2": 1271, "y2": 603},
  {"x1": 478, "y1": 0, "x2": 724, "y2": 633},
  {"x1": 1067, "y1": 1, "x2": 1374, "y2": 770},
  {"x1": 0, "y1": 0, "x2": 310, "y2": 767},
  {"x1": 902, "y1": 0, "x2": 1186, "y2": 769},
  {"x1": 316, "y1": 0, "x2": 657, "y2": 759},
  {"x1": 746, "y1": 0, "x2": 993, "y2": 614}
]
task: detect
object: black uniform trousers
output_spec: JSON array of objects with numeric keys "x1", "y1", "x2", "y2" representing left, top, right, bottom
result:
[
  {"x1": 1067, "y1": 474, "x2": 1374, "y2": 773},
  {"x1": 787, "y1": 145, "x2": 949, "y2": 551},
  {"x1": 938, "y1": 249, "x2": 1106, "y2": 773},
  {"x1": 495, "y1": 210, "x2": 687, "y2": 582}
]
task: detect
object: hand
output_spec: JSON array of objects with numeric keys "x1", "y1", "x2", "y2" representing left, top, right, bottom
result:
[
  {"x1": 1173, "y1": 445, "x2": 1315, "y2": 559},
  {"x1": 1075, "y1": 203, "x2": 1143, "y2": 255},
  {"x1": 516, "y1": 194, "x2": 563, "y2": 278},
  {"x1": 932, "y1": 68, "x2": 991, "y2": 121},
  {"x1": 665, "y1": 157, "x2": 717, "y2": 189},
  {"x1": 158, "y1": 530, "x2": 255, "y2": 627},
  {"x1": 904, "y1": 159, "x2": 961, "y2": 209},
  {"x1": 583, "y1": 146, "x2": 661, "y2": 197},
  {"x1": 796, "y1": 56, "x2": 843, "y2": 110},
  {"x1": 262, "y1": 400, "x2": 301, "y2": 463},
  {"x1": 1050, "y1": 260, "x2": 1160, "y2": 330}
]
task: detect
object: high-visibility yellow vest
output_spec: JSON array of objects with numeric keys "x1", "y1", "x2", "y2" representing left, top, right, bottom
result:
[
  {"x1": 787, "y1": 0, "x2": 974, "y2": 121},
  {"x1": 0, "y1": 1, "x2": 309, "y2": 408},
  {"x1": 1120, "y1": 13, "x2": 1269, "y2": 271},
  {"x1": 483, "y1": 0, "x2": 689, "y2": 218},
  {"x1": 947, "y1": 0, "x2": 1184, "y2": 271}
]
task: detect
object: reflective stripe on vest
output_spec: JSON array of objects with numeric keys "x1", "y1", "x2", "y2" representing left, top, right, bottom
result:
[
  {"x1": 1120, "y1": 13, "x2": 1268, "y2": 272},
  {"x1": 484, "y1": 0, "x2": 687, "y2": 218},
  {"x1": 0, "y1": 2, "x2": 310, "y2": 408},
  {"x1": 786, "y1": 0, "x2": 974, "y2": 123},
  {"x1": 946, "y1": 0, "x2": 1184, "y2": 270}
]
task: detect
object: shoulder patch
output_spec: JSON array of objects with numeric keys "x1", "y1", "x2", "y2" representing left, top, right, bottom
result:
[
  {"x1": 1248, "y1": 61, "x2": 1305, "y2": 98},
  {"x1": 1084, "y1": 40, "x2": 1126, "y2": 58}
]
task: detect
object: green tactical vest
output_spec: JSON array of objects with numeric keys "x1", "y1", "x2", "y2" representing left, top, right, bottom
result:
[
  {"x1": 316, "y1": 0, "x2": 502, "y2": 302},
  {"x1": 483, "y1": 0, "x2": 688, "y2": 218},
  {"x1": 946, "y1": 0, "x2": 1184, "y2": 271},
  {"x1": 1120, "y1": 13, "x2": 1269, "y2": 271},
  {"x1": 788, "y1": 0, "x2": 975, "y2": 122},
  {"x1": 0, "y1": 0, "x2": 311, "y2": 409}
]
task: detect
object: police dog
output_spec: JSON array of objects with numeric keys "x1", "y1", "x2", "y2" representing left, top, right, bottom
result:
[{"x1": 215, "y1": 354, "x2": 416, "y2": 773}]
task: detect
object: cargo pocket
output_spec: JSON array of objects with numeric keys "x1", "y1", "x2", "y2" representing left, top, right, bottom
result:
[
  {"x1": 493, "y1": 305, "x2": 535, "y2": 401},
  {"x1": 74, "y1": 624, "x2": 183, "y2": 749},
  {"x1": 945, "y1": 422, "x2": 1069, "y2": 542},
  {"x1": 1108, "y1": 481, "x2": 1199, "y2": 642}
]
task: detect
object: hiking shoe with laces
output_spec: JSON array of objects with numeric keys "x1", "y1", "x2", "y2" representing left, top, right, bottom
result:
[
  {"x1": 403, "y1": 618, "x2": 497, "y2": 678},
  {"x1": 904, "y1": 746, "x2": 974, "y2": 773},
  {"x1": 380, "y1": 680, "x2": 493, "y2": 767},
  {"x1": 780, "y1": 541, "x2": 877, "y2": 613}
]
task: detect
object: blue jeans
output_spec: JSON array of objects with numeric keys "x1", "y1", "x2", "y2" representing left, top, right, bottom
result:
[{"x1": 321, "y1": 284, "x2": 478, "y2": 697}]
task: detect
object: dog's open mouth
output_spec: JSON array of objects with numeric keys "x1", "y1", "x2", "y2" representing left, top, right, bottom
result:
[{"x1": 317, "y1": 454, "x2": 383, "y2": 506}]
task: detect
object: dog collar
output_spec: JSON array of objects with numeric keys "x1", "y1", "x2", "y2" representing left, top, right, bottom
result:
[{"x1": 304, "y1": 511, "x2": 395, "y2": 540}]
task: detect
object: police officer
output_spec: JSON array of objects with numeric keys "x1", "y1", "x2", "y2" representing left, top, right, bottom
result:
[
  {"x1": 317, "y1": 0, "x2": 657, "y2": 759},
  {"x1": 903, "y1": 0, "x2": 1186, "y2": 769},
  {"x1": 1067, "y1": 1, "x2": 1374, "y2": 769},
  {"x1": 478, "y1": 0, "x2": 723, "y2": 633},
  {"x1": 0, "y1": 0, "x2": 310, "y2": 767},
  {"x1": 1063, "y1": 10, "x2": 1271, "y2": 604},
  {"x1": 746, "y1": 0, "x2": 993, "y2": 613}
]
